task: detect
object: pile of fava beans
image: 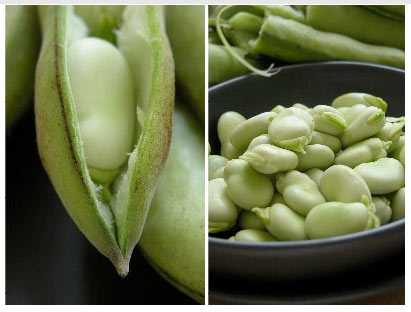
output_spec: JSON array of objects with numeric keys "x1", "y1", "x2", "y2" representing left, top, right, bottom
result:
[{"x1": 208, "y1": 92, "x2": 405, "y2": 242}]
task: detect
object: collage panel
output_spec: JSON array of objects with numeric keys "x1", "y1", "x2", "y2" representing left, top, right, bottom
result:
[
  {"x1": 6, "y1": 5, "x2": 205, "y2": 304},
  {"x1": 208, "y1": 4, "x2": 405, "y2": 305}
]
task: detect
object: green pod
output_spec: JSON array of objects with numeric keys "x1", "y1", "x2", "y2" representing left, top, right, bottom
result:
[
  {"x1": 391, "y1": 187, "x2": 405, "y2": 221},
  {"x1": 362, "y1": 5, "x2": 405, "y2": 21},
  {"x1": 208, "y1": 155, "x2": 228, "y2": 180},
  {"x1": 6, "y1": 5, "x2": 41, "y2": 128},
  {"x1": 253, "y1": 204, "x2": 308, "y2": 241},
  {"x1": 306, "y1": 5, "x2": 404, "y2": 50},
  {"x1": 209, "y1": 43, "x2": 250, "y2": 85},
  {"x1": 276, "y1": 170, "x2": 325, "y2": 216},
  {"x1": 304, "y1": 168, "x2": 324, "y2": 188},
  {"x1": 268, "y1": 107, "x2": 314, "y2": 153},
  {"x1": 35, "y1": 6, "x2": 174, "y2": 276},
  {"x1": 238, "y1": 210, "x2": 266, "y2": 231},
  {"x1": 252, "y1": 14, "x2": 405, "y2": 68},
  {"x1": 166, "y1": 6, "x2": 205, "y2": 122},
  {"x1": 334, "y1": 138, "x2": 390, "y2": 168},
  {"x1": 372, "y1": 196, "x2": 392, "y2": 225},
  {"x1": 332, "y1": 93, "x2": 388, "y2": 112},
  {"x1": 246, "y1": 134, "x2": 272, "y2": 151},
  {"x1": 354, "y1": 158, "x2": 405, "y2": 195},
  {"x1": 230, "y1": 112, "x2": 276, "y2": 152},
  {"x1": 320, "y1": 165, "x2": 371, "y2": 203},
  {"x1": 305, "y1": 200, "x2": 380, "y2": 239},
  {"x1": 75, "y1": 5, "x2": 125, "y2": 43},
  {"x1": 217, "y1": 111, "x2": 245, "y2": 159},
  {"x1": 140, "y1": 105, "x2": 205, "y2": 303},
  {"x1": 341, "y1": 106, "x2": 386, "y2": 147},
  {"x1": 296, "y1": 144, "x2": 335, "y2": 171},
  {"x1": 310, "y1": 105, "x2": 347, "y2": 136},
  {"x1": 224, "y1": 159, "x2": 274, "y2": 210},
  {"x1": 229, "y1": 229, "x2": 277, "y2": 242},
  {"x1": 310, "y1": 131, "x2": 342, "y2": 153},
  {"x1": 241, "y1": 143, "x2": 298, "y2": 174}
]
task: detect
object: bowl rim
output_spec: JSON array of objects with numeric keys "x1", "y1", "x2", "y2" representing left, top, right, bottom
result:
[
  {"x1": 209, "y1": 60, "x2": 405, "y2": 250},
  {"x1": 209, "y1": 61, "x2": 405, "y2": 93}
]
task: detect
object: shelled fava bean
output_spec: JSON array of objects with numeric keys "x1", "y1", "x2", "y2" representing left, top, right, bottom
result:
[{"x1": 208, "y1": 92, "x2": 405, "y2": 241}]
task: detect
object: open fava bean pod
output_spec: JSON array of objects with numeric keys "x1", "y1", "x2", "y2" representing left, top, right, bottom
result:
[{"x1": 35, "y1": 6, "x2": 174, "y2": 276}]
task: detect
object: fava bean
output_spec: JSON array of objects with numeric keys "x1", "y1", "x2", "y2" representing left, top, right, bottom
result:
[
  {"x1": 268, "y1": 107, "x2": 314, "y2": 153},
  {"x1": 305, "y1": 168, "x2": 324, "y2": 188},
  {"x1": 217, "y1": 111, "x2": 246, "y2": 159},
  {"x1": 208, "y1": 178, "x2": 238, "y2": 233},
  {"x1": 208, "y1": 155, "x2": 228, "y2": 180},
  {"x1": 229, "y1": 229, "x2": 277, "y2": 242},
  {"x1": 320, "y1": 165, "x2": 371, "y2": 203},
  {"x1": 296, "y1": 144, "x2": 335, "y2": 171},
  {"x1": 230, "y1": 112, "x2": 276, "y2": 152},
  {"x1": 305, "y1": 200, "x2": 379, "y2": 239},
  {"x1": 310, "y1": 130, "x2": 342, "y2": 153},
  {"x1": 253, "y1": 204, "x2": 308, "y2": 241},
  {"x1": 332, "y1": 92, "x2": 388, "y2": 112},
  {"x1": 239, "y1": 210, "x2": 266, "y2": 230},
  {"x1": 277, "y1": 170, "x2": 325, "y2": 216},
  {"x1": 241, "y1": 144, "x2": 298, "y2": 174},
  {"x1": 354, "y1": 158, "x2": 404, "y2": 194},
  {"x1": 334, "y1": 138, "x2": 390, "y2": 168},
  {"x1": 391, "y1": 187, "x2": 405, "y2": 221},
  {"x1": 224, "y1": 159, "x2": 274, "y2": 210},
  {"x1": 246, "y1": 134, "x2": 272, "y2": 151},
  {"x1": 372, "y1": 196, "x2": 392, "y2": 225},
  {"x1": 311, "y1": 105, "x2": 347, "y2": 136}
]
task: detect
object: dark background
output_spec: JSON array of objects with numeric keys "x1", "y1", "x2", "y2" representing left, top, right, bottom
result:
[{"x1": 6, "y1": 108, "x2": 196, "y2": 305}]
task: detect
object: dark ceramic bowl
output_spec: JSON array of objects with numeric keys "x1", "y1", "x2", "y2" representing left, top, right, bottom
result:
[{"x1": 209, "y1": 62, "x2": 405, "y2": 289}]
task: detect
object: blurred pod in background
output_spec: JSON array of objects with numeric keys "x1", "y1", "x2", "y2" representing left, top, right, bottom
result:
[{"x1": 6, "y1": 5, "x2": 41, "y2": 129}]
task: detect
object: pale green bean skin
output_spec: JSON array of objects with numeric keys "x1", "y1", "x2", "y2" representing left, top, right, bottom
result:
[
  {"x1": 372, "y1": 197, "x2": 392, "y2": 225},
  {"x1": 230, "y1": 112, "x2": 276, "y2": 153},
  {"x1": 311, "y1": 105, "x2": 347, "y2": 136},
  {"x1": 391, "y1": 187, "x2": 405, "y2": 221},
  {"x1": 270, "y1": 193, "x2": 286, "y2": 205},
  {"x1": 320, "y1": 165, "x2": 371, "y2": 203},
  {"x1": 241, "y1": 144, "x2": 298, "y2": 174},
  {"x1": 229, "y1": 229, "x2": 277, "y2": 242},
  {"x1": 212, "y1": 167, "x2": 225, "y2": 179},
  {"x1": 309, "y1": 131, "x2": 342, "y2": 154},
  {"x1": 332, "y1": 93, "x2": 388, "y2": 112},
  {"x1": 238, "y1": 210, "x2": 266, "y2": 230},
  {"x1": 341, "y1": 106, "x2": 386, "y2": 147},
  {"x1": 334, "y1": 138, "x2": 390, "y2": 168},
  {"x1": 296, "y1": 144, "x2": 335, "y2": 171},
  {"x1": 305, "y1": 168, "x2": 324, "y2": 188},
  {"x1": 337, "y1": 104, "x2": 368, "y2": 125},
  {"x1": 310, "y1": 131, "x2": 342, "y2": 153},
  {"x1": 375, "y1": 119, "x2": 404, "y2": 144},
  {"x1": 305, "y1": 201, "x2": 380, "y2": 239},
  {"x1": 246, "y1": 134, "x2": 272, "y2": 151},
  {"x1": 253, "y1": 204, "x2": 308, "y2": 241},
  {"x1": 354, "y1": 158, "x2": 405, "y2": 194},
  {"x1": 208, "y1": 178, "x2": 238, "y2": 233},
  {"x1": 208, "y1": 155, "x2": 228, "y2": 180},
  {"x1": 224, "y1": 159, "x2": 274, "y2": 210},
  {"x1": 271, "y1": 105, "x2": 286, "y2": 114},
  {"x1": 277, "y1": 170, "x2": 325, "y2": 216},
  {"x1": 389, "y1": 135, "x2": 405, "y2": 161},
  {"x1": 217, "y1": 111, "x2": 246, "y2": 159},
  {"x1": 268, "y1": 107, "x2": 314, "y2": 153}
]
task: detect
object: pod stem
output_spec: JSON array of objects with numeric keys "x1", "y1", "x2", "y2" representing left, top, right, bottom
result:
[{"x1": 216, "y1": 5, "x2": 279, "y2": 78}]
